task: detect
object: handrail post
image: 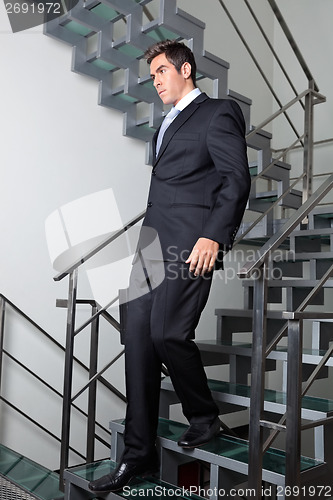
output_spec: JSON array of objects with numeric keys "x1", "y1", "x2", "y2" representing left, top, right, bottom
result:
[
  {"x1": 285, "y1": 319, "x2": 302, "y2": 492},
  {"x1": 86, "y1": 303, "x2": 99, "y2": 463},
  {"x1": 303, "y1": 80, "x2": 315, "y2": 204},
  {"x1": 248, "y1": 258, "x2": 268, "y2": 498},
  {"x1": 0, "y1": 297, "x2": 6, "y2": 394},
  {"x1": 60, "y1": 269, "x2": 78, "y2": 489}
]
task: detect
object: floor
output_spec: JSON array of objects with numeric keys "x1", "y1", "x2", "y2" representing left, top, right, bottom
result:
[{"x1": 0, "y1": 476, "x2": 36, "y2": 500}]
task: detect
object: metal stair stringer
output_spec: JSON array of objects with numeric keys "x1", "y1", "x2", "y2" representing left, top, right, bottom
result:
[
  {"x1": 44, "y1": 0, "x2": 230, "y2": 145},
  {"x1": 43, "y1": 0, "x2": 303, "y2": 230}
]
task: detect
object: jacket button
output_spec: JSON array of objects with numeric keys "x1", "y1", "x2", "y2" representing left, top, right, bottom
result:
[
  {"x1": 152, "y1": 171, "x2": 156, "y2": 176},
  {"x1": 147, "y1": 202, "x2": 153, "y2": 208}
]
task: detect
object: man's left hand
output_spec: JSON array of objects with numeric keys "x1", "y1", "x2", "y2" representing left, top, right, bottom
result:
[{"x1": 185, "y1": 237, "x2": 219, "y2": 276}]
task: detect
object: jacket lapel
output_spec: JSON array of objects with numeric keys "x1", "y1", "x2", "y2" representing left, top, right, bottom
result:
[
  {"x1": 152, "y1": 128, "x2": 159, "y2": 160},
  {"x1": 153, "y1": 93, "x2": 209, "y2": 168}
]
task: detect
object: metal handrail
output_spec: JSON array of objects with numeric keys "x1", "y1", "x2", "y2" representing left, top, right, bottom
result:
[
  {"x1": 0, "y1": 296, "x2": 85, "y2": 463},
  {"x1": 72, "y1": 349, "x2": 125, "y2": 403},
  {"x1": 234, "y1": 172, "x2": 305, "y2": 246},
  {"x1": 2, "y1": 293, "x2": 125, "y2": 403},
  {"x1": 273, "y1": 137, "x2": 333, "y2": 154},
  {"x1": 0, "y1": 294, "x2": 66, "y2": 353},
  {"x1": 242, "y1": 175, "x2": 333, "y2": 495},
  {"x1": 250, "y1": 135, "x2": 305, "y2": 184},
  {"x1": 54, "y1": 210, "x2": 146, "y2": 282},
  {"x1": 3, "y1": 348, "x2": 110, "y2": 442},
  {"x1": 54, "y1": 2, "x2": 328, "y2": 488},
  {"x1": 261, "y1": 262, "x2": 333, "y2": 453},
  {"x1": 243, "y1": 0, "x2": 304, "y2": 111},
  {"x1": 265, "y1": 261, "x2": 333, "y2": 357},
  {"x1": 0, "y1": 295, "x2": 116, "y2": 462},
  {"x1": 217, "y1": 0, "x2": 304, "y2": 144},
  {"x1": 263, "y1": 326, "x2": 333, "y2": 452},
  {"x1": 74, "y1": 296, "x2": 119, "y2": 337},
  {"x1": 267, "y1": 0, "x2": 319, "y2": 91},
  {"x1": 238, "y1": 174, "x2": 333, "y2": 278},
  {"x1": 246, "y1": 88, "x2": 325, "y2": 141},
  {"x1": 51, "y1": 88, "x2": 323, "y2": 288},
  {"x1": 0, "y1": 294, "x2": 122, "y2": 399},
  {"x1": 0, "y1": 395, "x2": 85, "y2": 461}
]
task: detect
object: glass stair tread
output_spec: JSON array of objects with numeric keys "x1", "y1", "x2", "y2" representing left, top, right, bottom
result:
[
  {"x1": 0, "y1": 444, "x2": 63, "y2": 500},
  {"x1": 0, "y1": 446, "x2": 24, "y2": 475},
  {"x1": 242, "y1": 279, "x2": 333, "y2": 287},
  {"x1": 161, "y1": 378, "x2": 333, "y2": 416},
  {"x1": 196, "y1": 339, "x2": 333, "y2": 366},
  {"x1": 292, "y1": 251, "x2": 333, "y2": 261},
  {"x1": 89, "y1": 4, "x2": 120, "y2": 21},
  {"x1": 250, "y1": 192, "x2": 278, "y2": 201},
  {"x1": 63, "y1": 20, "x2": 92, "y2": 36},
  {"x1": 32, "y1": 473, "x2": 65, "y2": 500},
  {"x1": 65, "y1": 460, "x2": 202, "y2": 499},
  {"x1": 214, "y1": 308, "x2": 284, "y2": 318},
  {"x1": 109, "y1": 418, "x2": 323, "y2": 478},
  {"x1": 292, "y1": 227, "x2": 333, "y2": 236},
  {"x1": 206, "y1": 379, "x2": 333, "y2": 414}
]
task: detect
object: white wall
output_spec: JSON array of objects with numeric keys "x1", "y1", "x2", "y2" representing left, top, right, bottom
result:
[
  {"x1": 272, "y1": 0, "x2": 333, "y2": 194},
  {"x1": 0, "y1": 3, "x2": 151, "y2": 468},
  {"x1": 2, "y1": 0, "x2": 324, "y2": 470}
]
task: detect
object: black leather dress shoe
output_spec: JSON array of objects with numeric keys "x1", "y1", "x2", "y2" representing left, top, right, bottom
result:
[
  {"x1": 177, "y1": 417, "x2": 221, "y2": 448},
  {"x1": 88, "y1": 459, "x2": 159, "y2": 492}
]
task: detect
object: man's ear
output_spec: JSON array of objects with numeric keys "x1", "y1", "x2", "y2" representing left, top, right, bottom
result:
[{"x1": 182, "y1": 62, "x2": 192, "y2": 80}]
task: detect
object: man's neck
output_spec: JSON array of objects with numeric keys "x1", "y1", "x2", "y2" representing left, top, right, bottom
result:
[{"x1": 175, "y1": 87, "x2": 201, "y2": 111}]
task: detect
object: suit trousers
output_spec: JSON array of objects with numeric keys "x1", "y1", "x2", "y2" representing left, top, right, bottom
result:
[{"x1": 122, "y1": 260, "x2": 219, "y2": 463}]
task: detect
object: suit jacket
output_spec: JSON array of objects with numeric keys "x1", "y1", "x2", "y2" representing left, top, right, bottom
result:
[{"x1": 140, "y1": 92, "x2": 251, "y2": 269}]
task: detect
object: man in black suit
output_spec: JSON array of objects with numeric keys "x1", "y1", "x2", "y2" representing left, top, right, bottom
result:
[{"x1": 89, "y1": 40, "x2": 250, "y2": 493}]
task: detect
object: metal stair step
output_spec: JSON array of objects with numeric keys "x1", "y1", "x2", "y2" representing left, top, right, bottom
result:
[
  {"x1": 246, "y1": 127, "x2": 272, "y2": 153},
  {"x1": 249, "y1": 159, "x2": 292, "y2": 180},
  {"x1": 196, "y1": 339, "x2": 333, "y2": 366},
  {"x1": 160, "y1": 378, "x2": 333, "y2": 420},
  {"x1": 215, "y1": 308, "x2": 283, "y2": 319},
  {"x1": 0, "y1": 444, "x2": 63, "y2": 500},
  {"x1": 242, "y1": 279, "x2": 333, "y2": 288},
  {"x1": 292, "y1": 252, "x2": 333, "y2": 261},
  {"x1": 292, "y1": 227, "x2": 333, "y2": 237},
  {"x1": 108, "y1": 418, "x2": 325, "y2": 486},
  {"x1": 250, "y1": 189, "x2": 278, "y2": 200},
  {"x1": 239, "y1": 217, "x2": 289, "y2": 241},
  {"x1": 63, "y1": 459, "x2": 201, "y2": 500},
  {"x1": 249, "y1": 189, "x2": 302, "y2": 212}
]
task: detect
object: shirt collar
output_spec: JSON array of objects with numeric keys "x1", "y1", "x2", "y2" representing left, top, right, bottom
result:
[{"x1": 175, "y1": 88, "x2": 201, "y2": 112}]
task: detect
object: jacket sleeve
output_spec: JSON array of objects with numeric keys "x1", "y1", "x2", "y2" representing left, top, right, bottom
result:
[{"x1": 201, "y1": 99, "x2": 251, "y2": 249}]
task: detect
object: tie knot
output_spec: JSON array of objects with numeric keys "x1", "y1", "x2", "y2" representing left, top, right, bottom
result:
[{"x1": 166, "y1": 107, "x2": 180, "y2": 121}]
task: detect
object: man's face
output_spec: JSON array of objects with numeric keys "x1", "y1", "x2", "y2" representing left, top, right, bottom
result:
[{"x1": 150, "y1": 53, "x2": 191, "y2": 106}]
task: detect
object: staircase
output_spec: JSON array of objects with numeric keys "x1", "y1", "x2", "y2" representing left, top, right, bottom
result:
[
  {"x1": 39, "y1": 0, "x2": 333, "y2": 498},
  {"x1": 0, "y1": 444, "x2": 63, "y2": 500},
  {"x1": 60, "y1": 196, "x2": 333, "y2": 500}
]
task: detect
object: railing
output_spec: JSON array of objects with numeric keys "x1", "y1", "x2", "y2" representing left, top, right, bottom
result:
[
  {"x1": 238, "y1": 174, "x2": 333, "y2": 498},
  {"x1": 55, "y1": 210, "x2": 146, "y2": 486},
  {"x1": 233, "y1": 87, "x2": 326, "y2": 244},
  {"x1": 49, "y1": 0, "x2": 329, "y2": 491},
  {"x1": 217, "y1": 0, "x2": 327, "y2": 206},
  {"x1": 0, "y1": 294, "x2": 112, "y2": 468}
]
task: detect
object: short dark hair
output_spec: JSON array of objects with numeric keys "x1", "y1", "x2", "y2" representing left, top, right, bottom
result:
[{"x1": 144, "y1": 40, "x2": 197, "y2": 86}]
